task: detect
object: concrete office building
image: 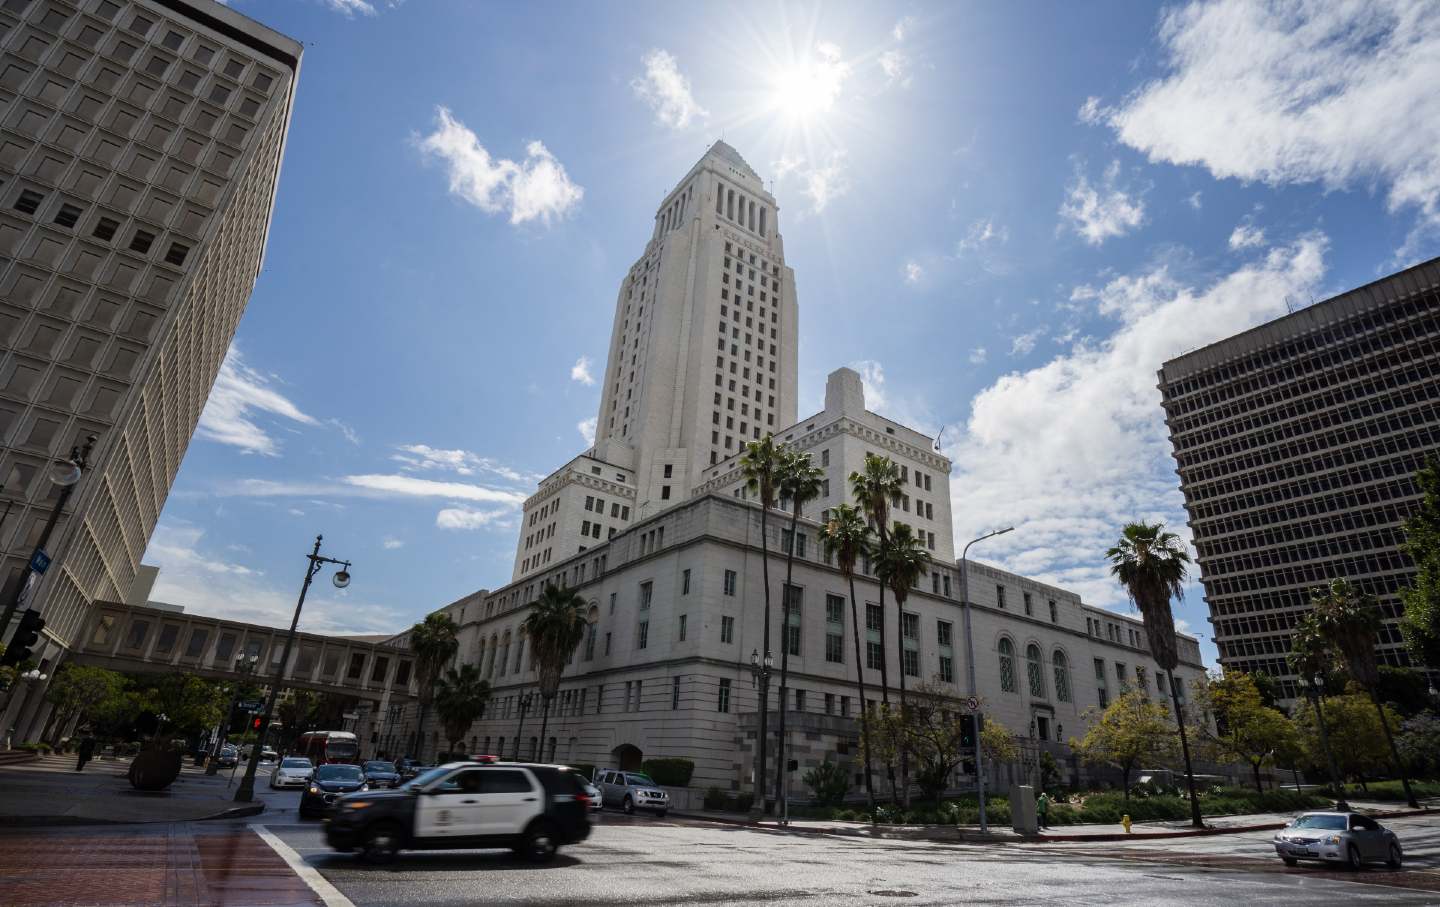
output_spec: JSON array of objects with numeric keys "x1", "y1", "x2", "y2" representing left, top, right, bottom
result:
[
  {"x1": 1159, "y1": 257, "x2": 1440, "y2": 702},
  {"x1": 0, "y1": 0, "x2": 300, "y2": 734},
  {"x1": 513, "y1": 141, "x2": 798, "y2": 582}
]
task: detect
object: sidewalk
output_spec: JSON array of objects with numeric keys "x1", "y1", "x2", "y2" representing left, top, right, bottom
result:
[{"x1": 0, "y1": 753, "x2": 266, "y2": 826}]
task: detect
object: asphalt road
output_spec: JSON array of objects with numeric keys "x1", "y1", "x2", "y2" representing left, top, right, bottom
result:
[{"x1": 257, "y1": 810, "x2": 1440, "y2": 906}]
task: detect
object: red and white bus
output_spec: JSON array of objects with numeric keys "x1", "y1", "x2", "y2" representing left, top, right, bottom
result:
[{"x1": 294, "y1": 731, "x2": 360, "y2": 765}]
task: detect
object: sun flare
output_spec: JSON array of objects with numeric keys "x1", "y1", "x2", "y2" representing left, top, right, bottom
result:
[{"x1": 769, "y1": 43, "x2": 849, "y2": 121}]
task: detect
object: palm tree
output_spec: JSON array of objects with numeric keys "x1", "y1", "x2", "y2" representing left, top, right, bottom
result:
[
  {"x1": 408, "y1": 612, "x2": 459, "y2": 761},
  {"x1": 821, "y1": 504, "x2": 876, "y2": 816},
  {"x1": 521, "y1": 584, "x2": 588, "y2": 764},
  {"x1": 1307, "y1": 578, "x2": 1420, "y2": 808},
  {"x1": 1106, "y1": 521, "x2": 1202, "y2": 828},
  {"x1": 850, "y1": 452, "x2": 903, "y2": 802},
  {"x1": 434, "y1": 663, "x2": 491, "y2": 757},
  {"x1": 739, "y1": 433, "x2": 782, "y2": 813},
  {"x1": 1289, "y1": 614, "x2": 1346, "y2": 803},
  {"x1": 774, "y1": 447, "x2": 825, "y2": 811},
  {"x1": 877, "y1": 523, "x2": 929, "y2": 808}
]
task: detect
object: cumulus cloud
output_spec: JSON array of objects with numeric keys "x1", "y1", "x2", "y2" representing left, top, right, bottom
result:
[
  {"x1": 577, "y1": 416, "x2": 597, "y2": 446},
  {"x1": 436, "y1": 506, "x2": 512, "y2": 531},
  {"x1": 969, "y1": 348, "x2": 988, "y2": 365},
  {"x1": 945, "y1": 234, "x2": 1328, "y2": 609},
  {"x1": 1228, "y1": 222, "x2": 1267, "y2": 250},
  {"x1": 322, "y1": 0, "x2": 376, "y2": 15},
  {"x1": 1077, "y1": 96, "x2": 1106, "y2": 124},
  {"x1": 197, "y1": 347, "x2": 317, "y2": 456},
  {"x1": 774, "y1": 151, "x2": 850, "y2": 214},
  {"x1": 1060, "y1": 161, "x2": 1146, "y2": 245},
  {"x1": 342, "y1": 474, "x2": 526, "y2": 505},
  {"x1": 1108, "y1": 0, "x2": 1440, "y2": 236},
  {"x1": 903, "y1": 260, "x2": 923, "y2": 284},
  {"x1": 391, "y1": 444, "x2": 535, "y2": 482},
  {"x1": 417, "y1": 107, "x2": 583, "y2": 225},
  {"x1": 1009, "y1": 329, "x2": 1044, "y2": 357},
  {"x1": 631, "y1": 49, "x2": 708, "y2": 129},
  {"x1": 570, "y1": 356, "x2": 596, "y2": 386}
]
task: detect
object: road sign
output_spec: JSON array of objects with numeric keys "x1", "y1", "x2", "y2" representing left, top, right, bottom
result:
[
  {"x1": 28, "y1": 549, "x2": 50, "y2": 574},
  {"x1": 965, "y1": 697, "x2": 980, "y2": 712},
  {"x1": 342, "y1": 712, "x2": 359, "y2": 721},
  {"x1": 238, "y1": 701, "x2": 262, "y2": 712}
]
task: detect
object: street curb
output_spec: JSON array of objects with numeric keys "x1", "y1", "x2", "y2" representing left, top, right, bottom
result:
[
  {"x1": 0, "y1": 801, "x2": 266, "y2": 828},
  {"x1": 1032, "y1": 805, "x2": 1433, "y2": 843}
]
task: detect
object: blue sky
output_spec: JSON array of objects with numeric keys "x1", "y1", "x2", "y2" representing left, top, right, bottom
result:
[{"x1": 147, "y1": 0, "x2": 1440, "y2": 665}]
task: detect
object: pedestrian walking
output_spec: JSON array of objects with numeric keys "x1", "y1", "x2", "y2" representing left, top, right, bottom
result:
[
  {"x1": 75, "y1": 734, "x2": 96, "y2": 772},
  {"x1": 1036, "y1": 791, "x2": 1050, "y2": 830}
]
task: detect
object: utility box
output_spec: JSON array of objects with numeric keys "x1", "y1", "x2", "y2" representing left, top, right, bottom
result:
[{"x1": 1010, "y1": 784, "x2": 1038, "y2": 835}]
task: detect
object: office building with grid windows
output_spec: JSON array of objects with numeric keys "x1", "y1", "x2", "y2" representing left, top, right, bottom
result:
[
  {"x1": 1158, "y1": 257, "x2": 1440, "y2": 702},
  {"x1": 0, "y1": 0, "x2": 300, "y2": 726}
]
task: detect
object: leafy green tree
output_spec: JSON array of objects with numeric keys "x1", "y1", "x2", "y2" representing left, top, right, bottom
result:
[
  {"x1": 1400, "y1": 456, "x2": 1440, "y2": 669},
  {"x1": 1289, "y1": 617, "x2": 1345, "y2": 796},
  {"x1": 876, "y1": 523, "x2": 929, "y2": 807},
  {"x1": 802, "y1": 761, "x2": 851, "y2": 807},
  {"x1": 1070, "y1": 688, "x2": 1177, "y2": 802},
  {"x1": 850, "y1": 452, "x2": 904, "y2": 801},
  {"x1": 434, "y1": 663, "x2": 491, "y2": 755},
  {"x1": 521, "y1": 584, "x2": 587, "y2": 762},
  {"x1": 980, "y1": 714, "x2": 1020, "y2": 767},
  {"x1": 275, "y1": 689, "x2": 319, "y2": 751},
  {"x1": 43, "y1": 664, "x2": 126, "y2": 743},
  {"x1": 133, "y1": 673, "x2": 227, "y2": 740},
  {"x1": 775, "y1": 446, "x2": 824, "y2": 810},
  {"x1": 1106, "y1": 521, "x2": 1202, "y2": 826},
  {"x1": 740, "y1": 433, "x2": 782, "y2": 812},
  {"x1": 1292, "y1": 691, "x2": 1397, "y2": 789},
  {"x1": 860, "y1": 681, "x2": 973, "y2": 806},
  {"x1": 408, "y1": 612, "x2": 458, "y2": 759},
  {"x1": 1375, "y1": 666, "x2": 1434, "y2": 718},
  {"x1": 1396, "y1": 713, "x2": 1440, "y2": 778},
  {"x1": 820, "y1": 503, "x2": 877, "y2": 816},
  {"x1": 1308, "y1": 578, "x2": 1419, "y2": 807},
  {"x1": 1197, "y1": 672, "x2": 1300, "y2": 793}
]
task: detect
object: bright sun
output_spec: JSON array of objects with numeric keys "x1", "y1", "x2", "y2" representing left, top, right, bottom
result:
[{"x1": 769, "y1": 43, "x2": 848, "y2": 121}]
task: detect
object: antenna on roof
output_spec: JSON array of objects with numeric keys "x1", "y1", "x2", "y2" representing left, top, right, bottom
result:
[
  {"x1": 1284, "y1": 294, "x2": 1298, "y2": 314},
  {"x1": 933, "y1": 426, "x2": 944, "y2": 452}
]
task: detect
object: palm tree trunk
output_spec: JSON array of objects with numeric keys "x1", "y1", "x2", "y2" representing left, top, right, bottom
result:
[
  {"x1": 774, "y1": 507, "x2": 801, "y2": 815},
  {"x1": 873, "y1": 573, "x2": 895, "y2": 806},
  {"x1": 1369, "y1": 692, "x2": 1419, "y2": 808},
  {"x1": 1168, "y1": 671, "x2": 1203, "y2": 828},
  {"x1": 894, "y1": 592, "x2": 910, "y2": 809},
  {"x1": 537, "y1": 697, "x2": 552, "y2": 764},
  {"x1": 1252, "y1": 760, "x2": 1263, "y2": 795},
  {"x1": 513, "y1": 704, "x2": 527, "y2": 761},
  {"x1": 414, "y1": 702, "x2": 428, "y2": 761},
  {"x1": 847, "y1": 574, "x2": 876, "y2": 819},
  {"x1": 757, "y1": 502, "x2": 773, "y2": 815},
  {"x1": 1309, "y1": 692, "x2": 1345, "y2": 801}
]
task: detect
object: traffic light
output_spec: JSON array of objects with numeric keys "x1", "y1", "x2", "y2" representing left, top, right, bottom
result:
[
  {"x1": 252, "y1": 716, "x2": 262, "y2": 730},
  {"x1": 0, "y1": 609, "x2": 45, "y2": 667},
  {"x1": 959, "y1": 713, "x2": 976, "y2": 749}
]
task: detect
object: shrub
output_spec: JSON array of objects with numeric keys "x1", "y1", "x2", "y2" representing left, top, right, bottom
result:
[
  {"x1": 16, "y1": 742, "x2": 51, "y2": 754},
  {"x1": 703, "y1": 786, "x2": 726, "y2": 810},
  {"x1": 1046, "y1": 803, "x2": 1081, "y2": 825},
  {"x1": 802, "y1": 761, "x2": 851, "y2": 807},
  {"x1": 732, "y1": 792, "x2": 754, "y2": 813},
  {"x1": 641, "y1": 758, "x2": 694, "y2": 787}
]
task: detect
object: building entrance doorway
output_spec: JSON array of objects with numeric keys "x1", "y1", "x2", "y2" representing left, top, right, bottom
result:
[{"x1": 611, "y1": 743, "x2": 643, "y2": 771}]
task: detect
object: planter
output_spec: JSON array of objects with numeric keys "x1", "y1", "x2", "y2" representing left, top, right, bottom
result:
[{"x1": 128, "y1": 748, "x2": 182, "y2": 791}]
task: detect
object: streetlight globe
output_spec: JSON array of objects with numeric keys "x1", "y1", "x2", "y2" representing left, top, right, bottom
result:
[
  {"x1": 49, "y1": 461, "x2": 82, "y2": 487},
  {"x1": 332, "y1": 569, "x2": 351, "y2": 589}
]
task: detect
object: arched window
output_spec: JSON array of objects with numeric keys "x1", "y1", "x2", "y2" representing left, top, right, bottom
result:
[
  {"x1": 1026, "y1": 643, "x2": 1045, "y2": 698},
  {"x1": 998, "y1": 638, "x2": 1016, "y2": 692},
  {"x1": 497, "y1": 633, "x2": 511, "y2": 678},
  {"x1": 1053, "y1": 651, "x2": 1072, "y2": 702}
]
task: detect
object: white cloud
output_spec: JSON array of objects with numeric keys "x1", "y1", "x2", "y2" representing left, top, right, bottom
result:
[
  {"x1": 1108, "y1": 0, "x2": 1440, "y2": 233},
  {"x1": 631, "y1": 49, "x2": 708, "y2": 130},
  {"x1": 946, "y1": 235, "x2": 1328, "y2": 610},
  {"x1": 1077, "y1": 96, "x2": 1105, "y2": 124},
  {"x1": 878, "y1": 50, "x2": 911, "y2": 88},
  {"x1": 1059, "y1": 161, "x2": 1146, "y2": 245},
  {"x1": 774, "y1": 151, "x2": 850, "y2": 214},
  {"x1": 969, "y1": 348, "x2": 988, "y2": 365},
  {"x1": 1187, "y1": 191, "x2": 1203, "y2": 210},
  {"x1": 382, "y1": 537, "x2": 405, "y2": 549},
  {"x1": 903, "y1": 260, "x2": 923, "y2": 284},
  {"x1": 1228, "y1": 223, "x2": 1267, "y2": 250},
  {"x1": 570, "y1": 356, "x2": 596, "y2": 386},
  {"x1": 892, "y1": 16, "x2": 915, "y2": 41},
  {"x1": 435, "y1": 506, "x2": 511, "y2": 531},
  {"x1": 322, "y1": 0, "x2": 375, "y2": 15},
  {"x1": 342, "y1": 474, "x2": 526, "y2": 506},
  {"x1": 197, "y1": 347, "x2": 317, "y2": 456},
  {"x1": 1009, "y1": 329, "x2": 1044, "y2": 357},
  {"x1": 577, "y1": 416, "x2": 597, "y2": 446},
  {"x1": 391, "y1": 444, "x2": 534, "y2": 482},
  {"x1": 958, "y1": 218, "x2": 1008, "y2": 250},
  {"x1": 417, "y1": 107, "x2": 583, "y2": 225}
]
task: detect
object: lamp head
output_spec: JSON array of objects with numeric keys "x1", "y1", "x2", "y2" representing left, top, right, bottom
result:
[
  {"x1": 750, "y1": 649, "x2": 759, "y2": 667},
  {"x1": 332, "y1": 569, "x2": 351, "y2": 589}
]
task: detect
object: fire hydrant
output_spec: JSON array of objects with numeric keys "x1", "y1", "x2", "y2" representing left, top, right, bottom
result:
[{"x1": 1122, "y1": 814, "x2": 1133, "y2": 834}]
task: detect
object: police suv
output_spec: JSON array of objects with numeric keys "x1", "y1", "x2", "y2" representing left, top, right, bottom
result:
[{"x1": 323, "y1": 761, "x2": 592, "y2": 863}]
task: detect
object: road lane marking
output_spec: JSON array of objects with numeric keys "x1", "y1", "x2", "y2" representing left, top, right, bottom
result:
[{"x1": 250, "y1": 823, "x2": 356, "y2": 907}]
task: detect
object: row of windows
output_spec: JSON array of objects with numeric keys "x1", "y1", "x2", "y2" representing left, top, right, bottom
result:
[
  {"x1": 8, "y1": 184, "x2": 191, "y2": 265},
  {"x1": 1202, "y1": 524, "x2": 1409, "y2": 578},
  {"x1": 1184, "y1": 440, "x2": 1436, "y2": 513},
  {"x1": 1203, "y1": 550, "x2": 1415, "y2": 597},
  {"x1": 1193, "y1": 487, "x2": 1417, "y2": 549}
]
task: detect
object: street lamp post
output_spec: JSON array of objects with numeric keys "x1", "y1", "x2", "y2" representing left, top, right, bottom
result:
[
  {"x1": 234, "y1": 535, "x2": 352, "y2": 803},
  {"x1": 511, "y1": 692, "x2": 533, "y2": 761},
  {"x1": 1297, "y1": 671, "x2": 1348, "y2": 810},
  {"x1": 206, "y1": 653, "x2": 260, "y2": 775},
  {"x1": 748, "y1": 648, "x2": 774, "y2": 818},
  {"x1": 960, "y1": 526, "x2": 1014, "y2": 835},
  {"x1": 0, "y1": 436, "x2": 98, "y2": 654}
]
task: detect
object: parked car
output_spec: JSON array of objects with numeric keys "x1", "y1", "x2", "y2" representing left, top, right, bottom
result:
[
  {"x1": 362, "y1": 760, "x2": 402, "y2": 789},
  {"x1": 596, "y1": 769, "x2": 669, "y2": 816},
  {"x1": 259, "y1": 747, "x2": 279, "y2": 763},
  {"x1": 396, "y1": 758, "x2": 426, "y2": 780},
  {"x1": 578, "y1": 774, "x2": 603, "y2": 812},
  {"x1": 216, "y1": 746, "x2": 239, "y2": 768},
  {"x1": 270, "y1": 756, "x2": 314, "y2": 789},
  {"x1": 323, "y1": 761, "x2": 592, "y2": 864},
  {"x1": 1272, "y1": 812, "x2": 1403, "y2": 869},
  {"x1": 301, "y1": 763, "x2": 369, "y2": 818}
]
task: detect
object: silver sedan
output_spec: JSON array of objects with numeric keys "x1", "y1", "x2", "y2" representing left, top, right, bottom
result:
[{"x1": 1272, "y1": 811, "x2": 1403, "y2": 870}]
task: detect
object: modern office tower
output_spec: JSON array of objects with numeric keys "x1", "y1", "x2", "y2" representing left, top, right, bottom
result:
[
  {"x1": 0, "y1": 0, "x2": 301, "y2": 677},
  {"x1": 1158, "y1": 257, "x2": 1440, "y2": 701},
  {"x1": 513, "y1": 141, "x2": 799, "y2": 580}
]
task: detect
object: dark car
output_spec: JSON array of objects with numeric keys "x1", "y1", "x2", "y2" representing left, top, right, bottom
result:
[
  {"x1": 300, "y1": 763, "x2": 368, "y2": 818},
  {"x1": 362, "y1": 760, "x2": 401, "y2": 789},
  {"x1": 396, "y1": 758, "x2": 427, "y2": 781},
  {"x1": 324, "y1": 761, "x2": 591, "y2": 864}
]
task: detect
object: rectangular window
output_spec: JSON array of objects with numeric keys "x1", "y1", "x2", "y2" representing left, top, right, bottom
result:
[
  {"x1": 584, "y1": 624, "x2": 597, "y2": 661},
  {"x1": 783, "y1": 584, "x2": 802, "y2": 656},
  {"x1": 717, "y1": 678, "x2": 731, "y2": 713},
  {"x1": 54, "y1": 204, "x2": 82, "y2": 228},
  {"x1": 682, "y1": 568, "x2": 690, "y2": 595},
  {"x1": 866, "y1": 641, "x2": 884, "y2": 670},
  {"x1": 640, "y1": 581, "x2": 652, "y2": 610},
  {"x1": 637, "y1": 620, "x2": 649, "y2": 649},
  {"x1": 15, "y1": 190, "x2": 44, "y2": 215},
  {"x1": 679, "y1": 614, "x2": 688, "y2": 642},
  {"x1": 939, "y1": 655, "x2": 954, "y2": 683},
  {"x1": 724, "y1": 569, "x2": 737, "y2": 596},
  {"x1": 825, "y1": 593, "x2": 845, "y2": 663},
  {"x1": 1048, "y1": 600, "x2": 1058, "y2": 624},
  {"x1": 604, "y1": 632, "x2": 612, "y2": 655},
  {"x1": 1023, "y1": 592, "x2": 1033, "y2": 616},
  {"x1": 672, "y1": 676, "x2": 681, "y2": 710},
  {"x1": 996, "y1": 585, "x2": 1007, "y2": 609},
  {"x1": 824, "y1": 692, "x2": 835, "y2": 715},
  {"x1": 720, "y1": 615, "x2": 735, "y2": 644},
  {"x1": 794, "y1": 689, "x2": 805, "y2": 712},
  {"x1": 902, "y1": 611, "x2": 920, "y2": 678}
]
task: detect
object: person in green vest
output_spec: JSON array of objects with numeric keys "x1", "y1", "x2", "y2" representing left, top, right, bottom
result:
[{"x1": 1036, "y1": 791, "x2": 1050, "y2": 830}]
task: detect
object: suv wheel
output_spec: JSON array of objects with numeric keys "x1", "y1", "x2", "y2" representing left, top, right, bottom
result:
[
  {"x1": 518, "y1": 820, "x2": 558, "y2": 863},
  {"x1": 655, "y1": 809, "x2": 668, "y2": 819},
  {"x1": 622, "y1": 796, "x2": 634, "y2": 815},
  {"x1": 1346, "y1": 844, "x2": 1363, "y2": 871},
  {"x1": 1387, "y1": 843, "x2": 1402, "y2": 869},
  {"x1": 360, "y1": 822, "x2": 402, "y2": 865}
]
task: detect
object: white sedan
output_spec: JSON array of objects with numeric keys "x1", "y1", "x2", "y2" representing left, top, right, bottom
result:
[{"x1": 269, "y1": 756, "x2": 314, "y2": 789}]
